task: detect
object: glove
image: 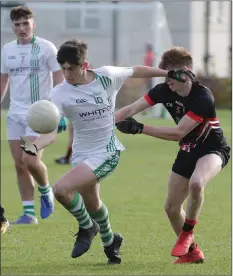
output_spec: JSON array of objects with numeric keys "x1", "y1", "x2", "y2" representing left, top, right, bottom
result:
[
  {"x1": 167, "y1": 69, "x2": 195, "y2": 83},
  {"x1": 20, "y1": 136, "x2": 38, "y2": 156},
  {"x1": 116, "y1": 117, "x2": 144, "y2": 135},
  {"x1": 57, "y1": 117, "x2": 67, "y2": 133}
]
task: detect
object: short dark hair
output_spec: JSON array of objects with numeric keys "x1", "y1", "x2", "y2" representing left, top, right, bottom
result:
[
  {"x1": 10, "y1": 6, "x2": 34, "y2": 21},
  {"x1": 159, "y1": 47, "x2": 193, "y2": 69},
  {"x1": 57, "y1": 40, "x2": 88, "y2": 66}
]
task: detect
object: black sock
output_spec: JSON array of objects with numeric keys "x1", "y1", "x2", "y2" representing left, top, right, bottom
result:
[
  {"x1": 182, "y1": 218, "x2": 197, "y2": 232},
  {"x1": 182, "y1": 222, "x2": 195, "y2": 232}
]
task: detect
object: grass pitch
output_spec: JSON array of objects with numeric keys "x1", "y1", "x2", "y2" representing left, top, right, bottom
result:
[{"x1": 1, "y1": 110, "x2": 232, "y2": 275}]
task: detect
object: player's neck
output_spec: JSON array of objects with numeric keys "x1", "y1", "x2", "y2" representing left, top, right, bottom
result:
[
  {"x1": 17, "y1": 34, "x2": 34, "y2": 45},
  {"x1": 72, "y1": 70, "x2": 95, "y2": 86}
]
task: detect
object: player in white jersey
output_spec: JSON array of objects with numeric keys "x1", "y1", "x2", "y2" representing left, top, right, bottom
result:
[
  {"x1": 0, "y1": 6, "x2": 65, "y2": 224},
  {"x1": 54, "y1": 64, "x2": 94, "y2": 165},
  {"x1": 20, "y1": 39, "x2": 189, "y2": 263}
]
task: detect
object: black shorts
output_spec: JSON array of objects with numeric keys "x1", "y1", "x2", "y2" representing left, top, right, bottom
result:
[{"x1": 172, "y1": 146, "x2": 231, "y2": 179}]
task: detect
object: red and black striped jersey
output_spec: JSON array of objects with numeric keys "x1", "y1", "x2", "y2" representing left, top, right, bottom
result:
[{"x1": 144, "y1": 82, "x2": 228, "y2": 152}]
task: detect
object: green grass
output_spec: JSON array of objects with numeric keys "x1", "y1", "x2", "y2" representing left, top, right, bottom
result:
[{"x1": 1, "y1": 110, "x2": 232, "y2": 275}]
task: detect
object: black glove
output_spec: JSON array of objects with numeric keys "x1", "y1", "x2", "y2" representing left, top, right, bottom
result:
[
  {"x1": 167, "y1": 69, "x2": 195, "y2": 83},
  {"x1": 116, "y1": 117, "x2": 144, "y2": 135}
]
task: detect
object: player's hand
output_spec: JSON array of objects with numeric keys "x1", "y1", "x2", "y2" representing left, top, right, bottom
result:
[
  {"x1": 167, "y1": 69, "x2": 195, "y2": 83},
  {"x1": 116, "y1": 117, "x2": 144, "y2": 134},
  {"x1": 57, "y1": 117, "x2": 67, "y2": 133},
  {"x1": 20, "y1": 136, "x2": 38, "y2": 156}
]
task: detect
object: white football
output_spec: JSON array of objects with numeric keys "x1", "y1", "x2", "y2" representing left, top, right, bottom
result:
[{"x1": 27, "y1": 100, "x2": 60, "y2": 134}]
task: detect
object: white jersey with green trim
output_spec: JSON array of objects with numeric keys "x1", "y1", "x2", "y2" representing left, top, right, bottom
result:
[
  {"x1": 1, "y1": 36, "x2": 60, "y2": 115},
  {"x1": 51, "y1": 66, "x2": 134, "y2": 155}
]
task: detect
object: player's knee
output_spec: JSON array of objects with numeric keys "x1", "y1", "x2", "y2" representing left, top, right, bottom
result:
[
  {"x1": 164, "y1": 201, "x2": 180, "y2": 217},
  {"x1": 14, "y1": 159, "x2": 27, "y2": 174},
  {"x1": 189, "y1": 179, "x2": 204, "y2": 197},
  {"x1": 22, "y1": 154, "x2": 38, "y2": 169},
  {"x1": 53, "y1": 183, "x2": 66, "y2": 200}
]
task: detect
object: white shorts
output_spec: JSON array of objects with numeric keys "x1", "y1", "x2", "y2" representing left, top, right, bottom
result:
[
  {"x1": 6, "y1": 114, "x2": 40, "y2": 140},
  {"x1": 71, "y1": 151, "x2": 121, "y2": 181}
]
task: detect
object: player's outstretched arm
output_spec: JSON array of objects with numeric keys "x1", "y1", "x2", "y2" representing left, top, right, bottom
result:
[
  {"x1": 20, "y1": 129, "x2": 58, "y2": 156},
  {"x1": 34, "y1": 129, "x2": 58, "y2": 150},
  {"x1": 131, "y1": 66, "x2": 195, "y2": 82},
  {"x1": 142, "y1": 114, "x2": 200, "y2": 140},
  {"x1": 1, "y1": 73, "x2": 9, "y2": 104},
  {"x1": 116, "y1": 115, "x2": 200, "y2": 141},
  {"x1": 115, "y1": 97, "x2": 150, "y2": 123},
  {"x1": 131, "y1": 66, "x2": 168, "y2": 78}
]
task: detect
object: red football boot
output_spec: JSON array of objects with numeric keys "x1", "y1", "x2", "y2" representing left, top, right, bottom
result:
[
  {"x1": 173, "y1": 243, "x2": 204, "y2": 264},
  {"x1": 171, "y1": 230, "x2": 194, "y2": 257}
]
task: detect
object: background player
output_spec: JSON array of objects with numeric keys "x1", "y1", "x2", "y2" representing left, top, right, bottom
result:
[
  {"x1": 144, "y1": 43, "x2": 155, "y2": 91},
  {"x1": 20, "y1": 40, "x2": 188, "y2": 263},
  {"x1": 0, "y1": 6, "x2": 66, "y2": 224},
  {"x1": 115, "y1": 47, "x2": 230, "y2": 264}
]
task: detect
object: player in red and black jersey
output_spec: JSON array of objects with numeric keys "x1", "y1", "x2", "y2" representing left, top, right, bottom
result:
[
  {"x1": 144, "y1": 80, "x2": 229, "y2": 172},
  {"x1": 115, "y1": 47, "x2": 230, "y2": 264}
]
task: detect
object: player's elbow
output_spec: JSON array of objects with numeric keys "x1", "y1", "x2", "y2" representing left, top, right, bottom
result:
[
  {"x1": 48, "y1": 130, "x2": 58, "y2": 144},
  {"x1": 50, "y1": 137, "x2": 56, "y2": 144},
  {"x1": 51, "y1": 134, "x2": 58, "y2": 144}
]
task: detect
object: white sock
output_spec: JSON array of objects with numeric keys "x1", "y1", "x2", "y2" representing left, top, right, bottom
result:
[
  {"x1": 38, "y1": 184, "x2": 52, "y2": 195},
  {"x1": 23, "y1": 201, "x2": 35, "y2": 217}
]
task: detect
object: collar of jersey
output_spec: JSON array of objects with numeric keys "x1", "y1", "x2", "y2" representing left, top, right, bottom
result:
[{"x1": 17, "y1": 34, "x2": 36, "y2": 45}]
